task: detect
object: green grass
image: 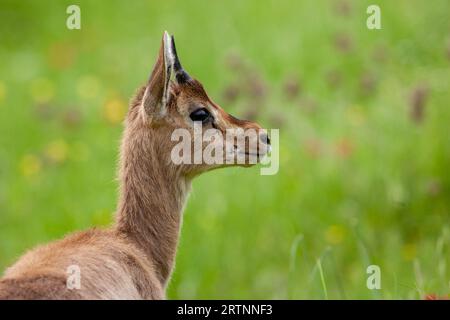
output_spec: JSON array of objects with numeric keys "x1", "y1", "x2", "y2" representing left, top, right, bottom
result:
[{"x1": 0, "y1": 0, "x2": 449, "y2": 299}]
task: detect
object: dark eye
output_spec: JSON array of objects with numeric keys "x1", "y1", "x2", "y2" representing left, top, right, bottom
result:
[{"x1": 189, "y1": 108, "x2": 211, "y2": 123}]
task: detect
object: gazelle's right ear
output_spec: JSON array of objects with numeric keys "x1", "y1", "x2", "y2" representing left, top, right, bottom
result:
[{"x1": 141, "y1": 31, "x2": 173, "y2": 119}]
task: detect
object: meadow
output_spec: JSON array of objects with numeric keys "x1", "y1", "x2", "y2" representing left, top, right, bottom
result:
[{"x1": 0, "y1": 0, "x2": 449, "y2": 299}]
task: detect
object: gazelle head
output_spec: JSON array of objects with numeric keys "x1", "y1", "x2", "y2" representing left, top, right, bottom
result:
[{"x1": 125, "y1": 31, "x2": 270, "y2": 178}]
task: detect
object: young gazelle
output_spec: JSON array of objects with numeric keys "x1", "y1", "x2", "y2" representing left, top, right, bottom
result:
[{"x1": 0, "y1": 32, "x2": 270, "y2": 299}]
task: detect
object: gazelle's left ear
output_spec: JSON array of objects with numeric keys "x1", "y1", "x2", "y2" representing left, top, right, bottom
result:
[{"x1": 142, "y1": 31, "x2": 191, "y2": 119}]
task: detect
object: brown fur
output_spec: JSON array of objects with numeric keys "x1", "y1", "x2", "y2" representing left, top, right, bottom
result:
[{"x1": 0, "y1": 33, "x2": 268, "y2": 299}]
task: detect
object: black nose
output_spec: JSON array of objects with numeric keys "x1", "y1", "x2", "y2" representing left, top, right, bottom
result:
[{"x1": 259, "y1": 132, "x2": 270, "y2": 145}]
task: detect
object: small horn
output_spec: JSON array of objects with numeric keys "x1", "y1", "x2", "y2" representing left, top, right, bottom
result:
[{"x1": 170, "y1": 35, "x2": 191, "y2": 83}]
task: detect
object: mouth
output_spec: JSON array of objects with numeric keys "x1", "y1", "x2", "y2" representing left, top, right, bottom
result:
[
  {"x1": 238, "y1": 151, "x2": 259, "y2": 156},
  {"x1": 234, "y1": 145, "x2": 269, "y2": 158}
]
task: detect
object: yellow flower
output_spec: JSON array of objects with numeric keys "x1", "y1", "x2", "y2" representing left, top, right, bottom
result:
[
  {"x1": 402, "y1": 243, "x2": 417, "y2": 261},
  {"x1": 0, "y1": 82, "x2": 6, "y2": 104},
  {"x1": 45, "y1": 139, "x2": 69, "y2": 164},
  {"x1": 77, "y1": 75, "x2": 100, "y2": 100},
  {"x1": 20, "y1": 154, "x2": 42, "y2": 177},
  {"x1": 103, "y1": 98, "x2": 126, "y2": 125},
  {"x1": 30, "y1": 78, "x2": 54, "y2": 103},
  {"x1": 325, "y1": 225, "x2": 346, "y2": 245}
]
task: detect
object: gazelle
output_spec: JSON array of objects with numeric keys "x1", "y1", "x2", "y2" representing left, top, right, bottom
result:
[{"x1": 0, "y1": 32, "x2": 270, "y2": 299}]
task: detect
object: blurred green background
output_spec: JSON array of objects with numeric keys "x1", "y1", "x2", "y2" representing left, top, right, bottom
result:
[{"x1": 0, "y1": 0, "x2": 449, "y2": 299}]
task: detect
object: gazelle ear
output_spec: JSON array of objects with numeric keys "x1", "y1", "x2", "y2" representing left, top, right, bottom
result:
[
  {"x1": 169, "y1": 35, "x2": 191, "y2": 84},
  {"x1": 142, "y1": 31, "x2": 191, "y2": 119}
]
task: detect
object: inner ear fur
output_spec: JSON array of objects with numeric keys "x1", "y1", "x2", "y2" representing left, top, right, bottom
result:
[{"x1": 142, "y1": 32, "x2": 172, "y2": 118}]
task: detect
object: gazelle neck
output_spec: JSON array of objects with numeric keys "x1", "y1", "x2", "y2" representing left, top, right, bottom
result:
[{"x1": 115, "y1": 123, "x2": 191, "y2": 287}]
